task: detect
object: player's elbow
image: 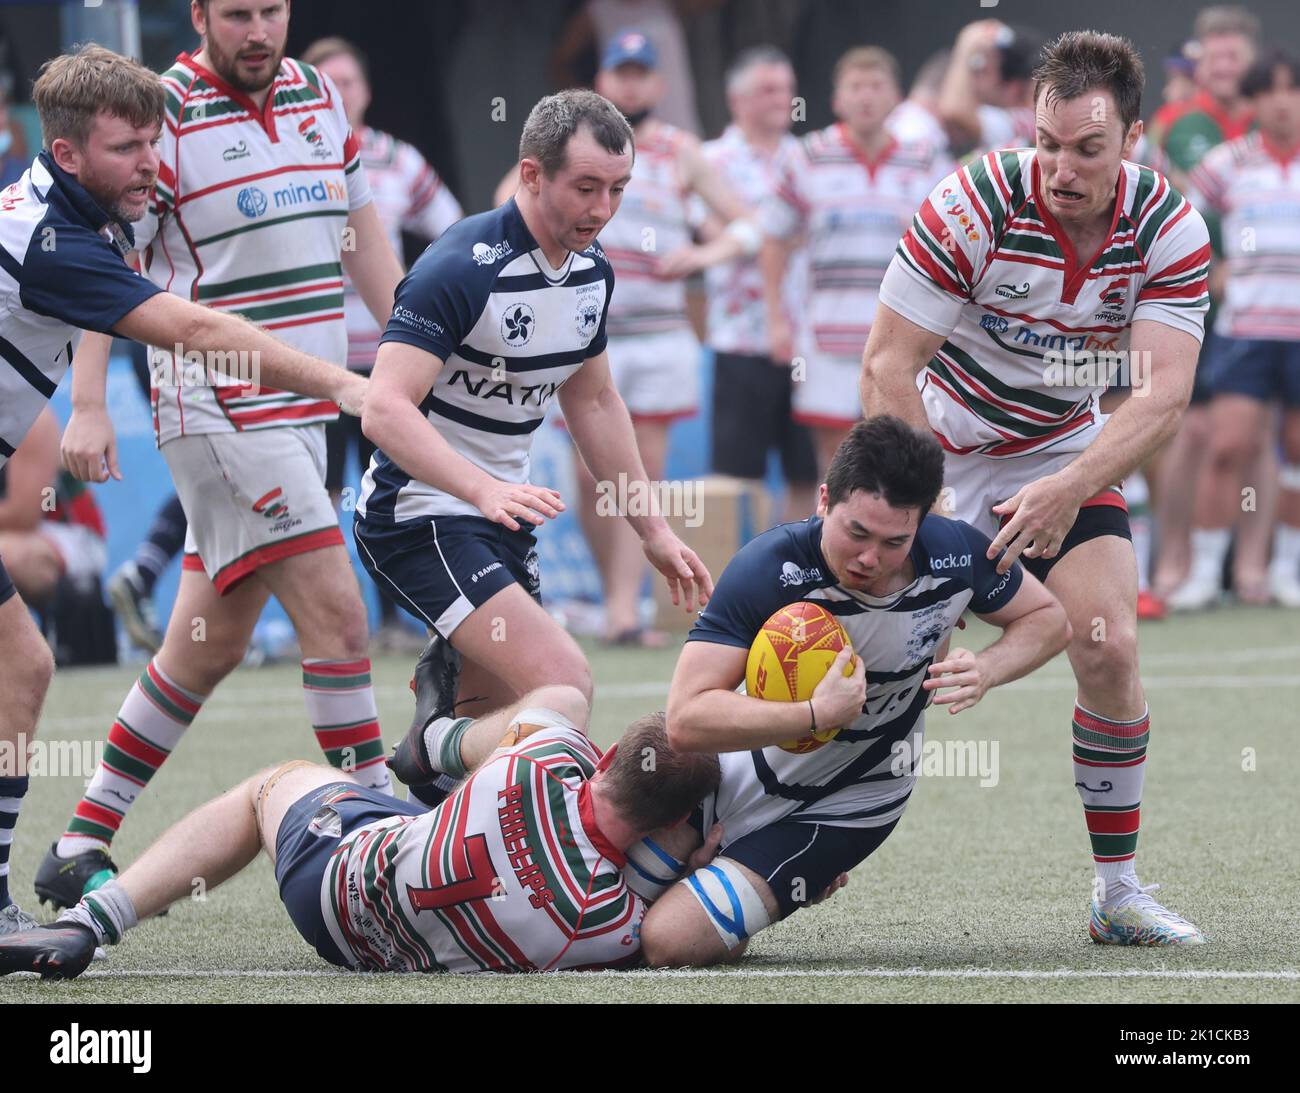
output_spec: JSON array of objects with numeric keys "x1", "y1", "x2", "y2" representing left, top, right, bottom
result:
[
  {"x1": 664, "y1": 703, "x2": 707, "y2": 753},
  {"x1": 360, "y1": 385, "x2": 401, "y2": 444}
]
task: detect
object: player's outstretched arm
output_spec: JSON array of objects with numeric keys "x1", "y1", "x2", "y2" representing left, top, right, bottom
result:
[
  {"x1": 364, "y1": 340, "x2": 565, "y2": 531},
  {"x1": 987, "y1": 320, "x2": 1199, "y2": 573},
  {"x1": 560, "y1": 352, "x2": 714, "y2": 611},
  {"x1": 922, "y1": 571, "x2": 1071, "y2": 714},
  {"x1": 859, "y1": 302, "x2": 948, "y2": 429},
  {"x1": 666, "y1": 640, "x2": 865, "y2": 753},
  {"x1": 61, "y1": 330, "x2": 120, "y2": 483},
  {"x1": 113, "y1": 292, "x2": 367, "y2": 415}
]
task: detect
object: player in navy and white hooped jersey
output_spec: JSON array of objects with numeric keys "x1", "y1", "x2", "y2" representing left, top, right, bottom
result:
[
  {"x1": 357, "y1": 89, "x2": 711, "y2": 770},
  {"x1": 862, "y1": 32, "x2": 1210, "y2": 946},
  {"x1": 1, "y1": 45, "x2": 365, "y2": 931},
  {"x1": 634, "y1": 418, "x2": 1069, "y2": 966}
]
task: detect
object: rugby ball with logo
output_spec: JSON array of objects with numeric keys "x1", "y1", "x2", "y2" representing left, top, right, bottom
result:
[{"x1": 746, "y1": 602, "x2": 856, "y2": 754}]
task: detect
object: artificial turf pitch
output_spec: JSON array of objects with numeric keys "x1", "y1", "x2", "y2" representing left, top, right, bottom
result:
[{"x1": 5, "y1": 604, "x2": 1298, "y2": 1003}]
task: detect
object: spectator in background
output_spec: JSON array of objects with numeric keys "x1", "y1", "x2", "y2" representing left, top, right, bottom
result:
[
  {"x1": 0, "y1": 411, "x2": 107, "y2": 611},
  {"x1": 936, "y1": 20, "x2": 1043, "y2": 158},
  {"x1": 1151, "y1": 4, "x2": 1273, "y2": 609},
  {"x1": 886, "y1": 49, "x2": 952, "y2": 155},
  {"x1": 551, "y1": 0, "x2": 707, "y2": 134},
  {"x1": 697, "y1": 46, "x2": 816, "y2": 522},
  {"x1": 1171, "y1": 50, "x2": 1300, "y2": 609},
  {"x1": 760, "y1": 45, "x2": 952, "y2": 478},
  {"x1": 1159, "y1": 42, "x2": 1200, "y2": 113},
  {"x1": 302, "y1": 36, "x2": 463, "y2": 652}
]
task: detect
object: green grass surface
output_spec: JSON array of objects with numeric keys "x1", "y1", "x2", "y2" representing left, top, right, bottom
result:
[{"x1": 5, "y1": 605, "x2": 1298, "y2": 1003}]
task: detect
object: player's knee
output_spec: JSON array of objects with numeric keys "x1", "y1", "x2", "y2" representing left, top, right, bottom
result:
[
  {"x1": 521, "y1": 684, "x2": 589, "y2": 728},
  {"x1": 1209, "y1": 431, "x2": 1258, "y2": 473},
  {"x1": 15, "y1": 635, "x2": 55, "y2": 715},
  {"x1": 526, "y1": 648, "x2": 592, "y2": 704},
  {"x1": 1072, "y1": 621, "x2": 1138, "y2": 687}
]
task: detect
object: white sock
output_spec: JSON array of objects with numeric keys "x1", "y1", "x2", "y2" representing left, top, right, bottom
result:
[
  {"x1": 1270, "y1": 523, "x2": 1300, "y2": 578},
  {"x1": 1188, "y1": 528, "x2": 1231, "y2": 583},
  {"x1": 422, "y1": 716, "x2": 473, "y2": 780},
  {"x1": 1097, "y1": 857, "x2": 1139, "y2": 907}
]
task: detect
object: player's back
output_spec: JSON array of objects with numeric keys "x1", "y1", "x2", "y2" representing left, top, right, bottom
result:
[{"x1": 322, "y1": 722, "x2": 644, "y2": 972}]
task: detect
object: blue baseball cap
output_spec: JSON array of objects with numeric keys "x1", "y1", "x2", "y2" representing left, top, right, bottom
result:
[{"x1": 601, "y1": 29, "x2": 658, "y2": 71}]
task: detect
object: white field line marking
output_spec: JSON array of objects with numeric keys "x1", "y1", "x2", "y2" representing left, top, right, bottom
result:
[{"x1": 57, "y1": 967, "x2": 1300, "y2": 981}]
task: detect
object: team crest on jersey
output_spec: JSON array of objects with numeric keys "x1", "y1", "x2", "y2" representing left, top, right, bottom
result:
[
  {"x1": 576, "y1": 299, "x2": 600, "y2": 341},
  {"x1": 906, "y1": 602, "x2": 948, "y2": 659},
  {"x1": 501, "y1": 302, "x2": 535, "y2": 346},
  {"x1": 298, "y1": 115, "x2": 333, "y2": 159},
  {"x1": 237, "y1": 186, "x2": 268, "y2": 218}
]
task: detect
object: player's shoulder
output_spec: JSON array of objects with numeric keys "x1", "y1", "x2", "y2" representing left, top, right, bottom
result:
[
  {"x1": 726, "y1": 517, "x2": 832, "y2": 593},
  {"x1": 287, "y1": 58, "x2": 333, "y2": 103},
  {"x1": 912, "y1": 513, "x2": 996, "y2": 585},
  {"x1": 409, "y1": 202, "x2": 520, "y2": 279}
]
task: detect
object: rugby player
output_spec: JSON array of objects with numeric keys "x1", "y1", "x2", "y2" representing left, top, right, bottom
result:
[
  {"x1": 0, "y1": 43, "x2": 364, "y2": 932},
  {"x1": 760, "y1": 45, "x2": 953, "y2": 478},
  {"x1": 860, "y1": 32, "x2": 1212, "y2": 943},
  {"x1": 42, "y1": 0, "x2": 407, "y2": 910},
  {"x1": 358, "y1": 89, "x2": 711, "y2": 796},
  {"x1": 0, "y1": 688, "x2": 720, "y2": 976},
  {"x1": 635, "y1": 416, "x2": 1071, "y2": 965}
]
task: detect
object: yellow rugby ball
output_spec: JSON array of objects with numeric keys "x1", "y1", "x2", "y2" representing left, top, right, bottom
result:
[{"x1": 746, "y1": 601, "x2": 855, "y2": 754}]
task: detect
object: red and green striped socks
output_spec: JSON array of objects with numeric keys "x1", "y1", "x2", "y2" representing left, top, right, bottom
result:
[
  {"x1": 302, "y1": 658, "x2": 391, "y2": 794},
  {"x1": 1073, "y1": 702, "x2": 1149, "y2": 892},
  {"x1": 60, "y1": 660, "x2": 206, "y2": 858}
]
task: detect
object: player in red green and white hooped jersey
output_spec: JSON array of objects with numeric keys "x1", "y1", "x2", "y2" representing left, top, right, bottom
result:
[
  {"x1": 138, "y1": 50, "x2": 370, "y2": 442},
  {"x1": 759, "y1": 45, "x2": 955, "y2": 480},
  {"x1": 1175, "y1": 50, "x2": 1300, "y2": 609},
  {"x1": 0, "y1": 687, "x2": 722, "y2": 977},
  {"x1": 38, "y1": 0, "x2": 408, "y2": 913},
  {"x1": 864, "y1": 32, "x2": 1211, "y2": 946}
]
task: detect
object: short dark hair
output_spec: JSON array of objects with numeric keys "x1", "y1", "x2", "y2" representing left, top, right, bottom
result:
[
  {"x1": 725, "y1": 45, "x2": 792, "y2": 95},
  {"x1": 1241, "y1": 48, "x2": 1300, "y2": 98},
  {"x1": 1033, "y1": 30, "x2": 1145, "y2": 131},
  {"x1": 603, "y1": 712, "x2": 720, "y2": 834},
  {"x1": 518, "y1": 89, "x2": 634, "y2": 177},
  {"x1": 997, "y1": 25, "x2": 1046, "y2": 83},
  {"x1": 33, "y1": 44, "x2": 164, "y2": 149},
  {"x1": 832, "y1": 46, "x2": 901, "y2": 93},
  {"x1": 825, "y1": 417, "x2": 945, "y2": 516}
]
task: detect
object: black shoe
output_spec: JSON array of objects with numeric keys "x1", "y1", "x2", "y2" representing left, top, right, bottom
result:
[
  {"x1": 34, "y1": 842, "x2": 118, "y2": 912},
  {"x1": 107, "y1": 562, "x2": 163, "y2": 654},
  {"x1": 406, "y1": 774, "x2": 461, "y2": 812},
  {"x1": 0, "y1": 922, "x2": 97, "y2": 979},
  {"x1": 387, "y1": 635, "x2": 462, "y2": 787}
]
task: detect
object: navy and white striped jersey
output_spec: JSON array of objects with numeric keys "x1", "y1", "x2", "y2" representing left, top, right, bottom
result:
[
  {"x1": 0, "y1": 153, "x2": 160, "y2": 463},
  {"x1": 688, "y1": 514, "x2": 1023, "y2": 839},
  {"x1": 358, "y1": 198, "x2": 613, "y2": 523}
]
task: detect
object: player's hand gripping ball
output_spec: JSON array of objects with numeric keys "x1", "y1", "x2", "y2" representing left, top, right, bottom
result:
[{"x1": 746, "y1": 602, "x2": 859, "y2": 753}]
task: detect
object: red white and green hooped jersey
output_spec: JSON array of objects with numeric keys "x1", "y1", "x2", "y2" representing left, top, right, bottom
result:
[
  {"x1": 879, "y1": 148, "x2": 1210, "y2": 458},
  {"x1": 762, "y1": 124, "x2": 953, "y2": 364},
  {"x1": 320, "y1": 717, "x2": 645, "y2": 973},
  {"x1": 1188, "y1": 133, "x2": 1300, "y2": 341},
  {"x1": 134, "y1": 53, "x2": 372, "y2": 446}
]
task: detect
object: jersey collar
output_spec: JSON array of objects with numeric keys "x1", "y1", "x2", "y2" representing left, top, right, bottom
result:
[
  {"x1": 178, "y1": 51, "x2": 283, "y2": 141},
  {"x1": 577, "y1": 781, "x2": 627, "y2": 868},
  {"x1": 836, "y1": 122, "x2": 897, "y2": 181},
  {"x1": 1030, "y1": 155, "x2": 1128, "y2": 304},
  {"x1": 35, "y1": 150, "x2": 137, "y2": 254}
]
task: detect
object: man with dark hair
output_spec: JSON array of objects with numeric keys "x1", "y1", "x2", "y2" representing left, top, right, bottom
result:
[
  {"x1": 1178, "y1": 49, "x2": 1300, "y2": 608},
  {"x1": 863, "y1": 31, "x2": 1212, "y2": 944},
  {"x1": 0, "y1": 686, "x2": 722, "y2": 976},
  {"x1": 361, "y1": 88, "x2": 711, "y2": 808},
  {"x1": 636, "y1": 416, "x2": 1069, "y2": 966},
  {"x1": 938, "y1": 20, "x2": 1046, "y2": 156}
]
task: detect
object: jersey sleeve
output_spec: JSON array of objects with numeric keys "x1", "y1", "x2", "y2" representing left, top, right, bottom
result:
[
  {"x1": 380, "y1": 237, "x2": 481, "y2": 360},
  {"x1": 401, "y1": 143, "x2": 463, "y2": 241},
  {"x1": 313, "y1": 66, "x2": 372, "y2": 212},
  {"x1": 1133, "y1": 184, "x2": 1212, "y2": 341},
  {"x1": 757, "y1": 141, "x2": 808, "y2": 241},
  {"x1": 686, "y1": 533, "x2": 785, "y2": 649},
  {"x1": 19, "y1": 224, "x2": 162, "y2": 334},
  {"x1": 878, "y1": 157, "x2": 996, "y2": 337},
  {"x1": 1185, "y1": 144, "x2": 1230, "y2": 254},
  {"x1": 950, "y1": 520, "x2": 1024, "y2": 615}
]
